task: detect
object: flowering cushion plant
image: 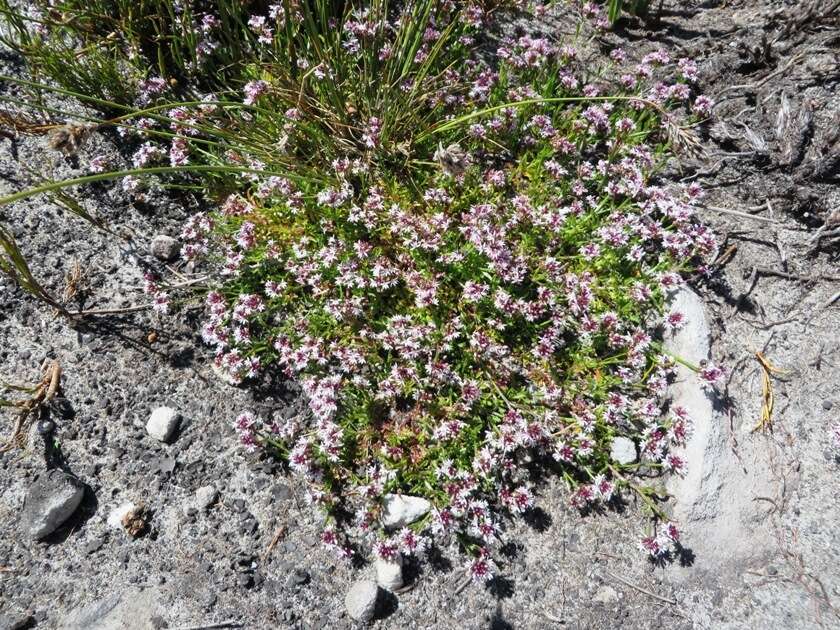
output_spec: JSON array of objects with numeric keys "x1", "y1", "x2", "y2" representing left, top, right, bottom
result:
[
  {"x1": 175, "y1": 3, "x2": 722, "y2": 574},
  {"x1": 0, "y1": 0, "x2": 725, "y2": 577}
]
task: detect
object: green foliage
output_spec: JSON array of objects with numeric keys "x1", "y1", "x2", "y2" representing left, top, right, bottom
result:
[
  {"x1": 0, "y1": 222, "x2": 67, "y2": 313},
  {"x1": 606, "y1": 0, "x2": 651, "y2": 23}
]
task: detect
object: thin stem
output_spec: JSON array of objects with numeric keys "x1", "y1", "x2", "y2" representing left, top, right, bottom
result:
[
  {"x1": 419, "y1": 95, "x2": 665, "y2": 141},
  {"x1": 0, "y1": 165, "x2": 320, "y2": 207}
]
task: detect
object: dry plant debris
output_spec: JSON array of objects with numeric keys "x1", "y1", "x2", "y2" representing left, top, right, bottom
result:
[
  {"x1": 120, "y1": 503, "x2": 150, "y2": 538},
  {"x1": 752, "y1": 351, "x2": 787, "y2": 433},
  {"x1": 0, "y1": 359, "x2": 61, "y2": 451},
  {"x1": 62, "y1": 259, "x2": 86, "y2": 303}
]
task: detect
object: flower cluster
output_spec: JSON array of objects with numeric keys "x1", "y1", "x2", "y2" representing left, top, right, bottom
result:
[
  {"x1": 639, "y1": 521, "x2": 681, "y2": 558},
  {"x1": 142, "y1": 272, "x2": 170, "y2": 315}
]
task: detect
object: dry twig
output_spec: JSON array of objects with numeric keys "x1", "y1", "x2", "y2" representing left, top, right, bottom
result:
[
  {"x1": 714, "y1": 53, "x2": 806, "y2": 104},
  {"x1": 604, "y1": 571, "x2": 677, "y2": 605},
  {"x1": 700, "y1": 205, "x2": 780, "y2": 224},
  {"x1": 260, "y1": 525, "x2": 287, "y2": 564}
]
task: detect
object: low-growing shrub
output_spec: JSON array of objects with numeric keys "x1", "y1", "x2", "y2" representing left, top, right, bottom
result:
[{"x1": 1, "y1": 0, "x2": 721, "y2": 577}]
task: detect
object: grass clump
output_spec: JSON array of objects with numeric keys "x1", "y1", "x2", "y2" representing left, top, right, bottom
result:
[{"x1": 1, "y1": 0, "x2": 722, "y2": 576}]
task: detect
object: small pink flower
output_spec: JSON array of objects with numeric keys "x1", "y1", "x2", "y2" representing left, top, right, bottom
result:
[
  {"x1": 692, "y1": 95, "x2": 714, "y2": 117},
  {"x1": 698, "y1": 363, "x2": 724, "y2": 387},
  {"x1": 373, "y1": 539, "x2": 400, "y2": 562},
  {"x1": 639, "y1": 535, "x2": 664, "y2": 557},
  {"x1": 662, "y1": 522, "x2": 680, "y2": 543},
  {"x1": 468, "y1": 549, "x2": 493, "y2": 582},
  {"x1": 665, "y1": 311, "x2": 686, "y2": 331},
  {"x1": 664, "y1": 453, "x2": 687, "y2": 476},
  {"x1": 243, "y1": 80, "x2": 269, "y2": 105}
]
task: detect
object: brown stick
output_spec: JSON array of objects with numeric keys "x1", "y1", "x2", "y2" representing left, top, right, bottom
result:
[
  {"x1": 605, "y1": 571, "x2": 678, "y2": 605},
  {"x1": 260, "y1": 525, "x2": 286, "y2": 564}
]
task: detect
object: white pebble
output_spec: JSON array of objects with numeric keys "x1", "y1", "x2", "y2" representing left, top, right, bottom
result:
[
  {"x1": 194, "y1": 486, "x2": 219, "y2": 510},
  {"x1": 375, "y1": 555, "x2": 403, "y2": 591},
  {"x1": 381, "y1": 494, "x2": 431, "y2": 530},
  {"x1": 345, "y1": 580, "x2": 379, "y2": 622},
  {"x1": 610, "y1": 437, "x2": 637, "y2": 465},
  {"x1": 146, "y1": 406, "x2": 180, "y2": 442}
]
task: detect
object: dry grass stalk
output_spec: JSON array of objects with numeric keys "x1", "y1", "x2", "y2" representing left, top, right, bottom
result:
[
  {"x1": 63, "y1": 260, "x2": 86, "y2": 302},
  {"x1": 47, "y1": 123, "x2": 97, "y2": 155},
  {"x1": 752, "y1": 352, "x2": 787, "y2": 433},
  {"x1": 261, "y1": 524, "x2": 287, "y2": 564},
  {"x1": 0, "y1": 109, "x2": 56, "y2": 137},
  {"x1": 0, "y1": 359, "x2": 61, "y2": 451}
]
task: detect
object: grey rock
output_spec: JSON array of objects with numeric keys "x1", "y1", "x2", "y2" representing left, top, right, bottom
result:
[
  {"x1": 153, "y1": 456, "x2": 177, "y2": 475},
  {"x1": 292, "y1": 568, "x2": 310, "y2": 586},
  {"x1": 194, "y1": 485, "x2": 219, "y2": 510},
  {"x1": 375, "y1": 555, "x2": 404, "y2": 591},
  {"x1": 84, "y1": 536, "x2": 106, "y2": 555},
  {"x1": 20, "y1": 469, "x2": 85, "y2": 540},
  {"x1": 59, "y1": 588, "x2": 162, "y2": 630},
  {"x1": 664, "y1": 287, "x2": 776, "y2": 576},
  {"x1": 344, "y1": 580, "x2": 379, "y2": 623},
  {"x1": 272, "y1": 483, "x2": 292, "y2": 501},
  {"x1": 149, "y1": 234, "x2": 180, "y2": 262},
  {"x1": 822, "y1": 400, "x2": 833, "y2": 411},
  {"x1": 0, "y1": 612, "x2": 33, "y2": 630},
  {"x1": 146, "y1": 406, "x2": 180, "y2": 442},
  {"x1": 610, "y1": 437, "x2": 637, "y2": 465},
  {"x1": 381, "y1": 494, "x2": 431, "y2": 530}
]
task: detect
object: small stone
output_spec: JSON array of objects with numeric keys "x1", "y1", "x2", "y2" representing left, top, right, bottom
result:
[
  {"x1": 149, "y1": 235, "x2": 180, "y2": 262},
  {"x1": 153, "y1": 456, "x2": 177, "y2": 475},
  {"x1": 381, "y1": 494, "x2": 431, "y2": 530},
  {"x1": 37, "y1": 419, "x2": 56, "y2": 435},
  {"x1": 292, "y1": 568, "x2": 310, "y2": 586},
  {"x1": 20, "y1": 469, "x2": 85, "y2": 540},
  {"x1": 593, "y1": 585, "x2": 619, "y2": 605},
  {"x1": 145, "y1": 407, "x2": 180, "y2": 442},
  {"x1": 194, "y1": 486, "x2": 219, "y2": 511},
  {"x1": 822, "y1": 400, "x2": 833, "y2": 411},
  {"x1": 375, "y1": 555, "x2": 403, "y2": 591},
  {"x1": 84, "y1": 536, "x2": 106, "y2": 555},
  {"x1": 610, "y1": 437, "x2": 637, "y2": 465},
  {"x1": 345, "y1": 580, "x2": 379, "y2": 623}
]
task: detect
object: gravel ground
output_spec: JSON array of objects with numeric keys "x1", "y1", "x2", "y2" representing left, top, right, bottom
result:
[{"x1": 1, "y1": 2, "x2": 839, "y2": 629}]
